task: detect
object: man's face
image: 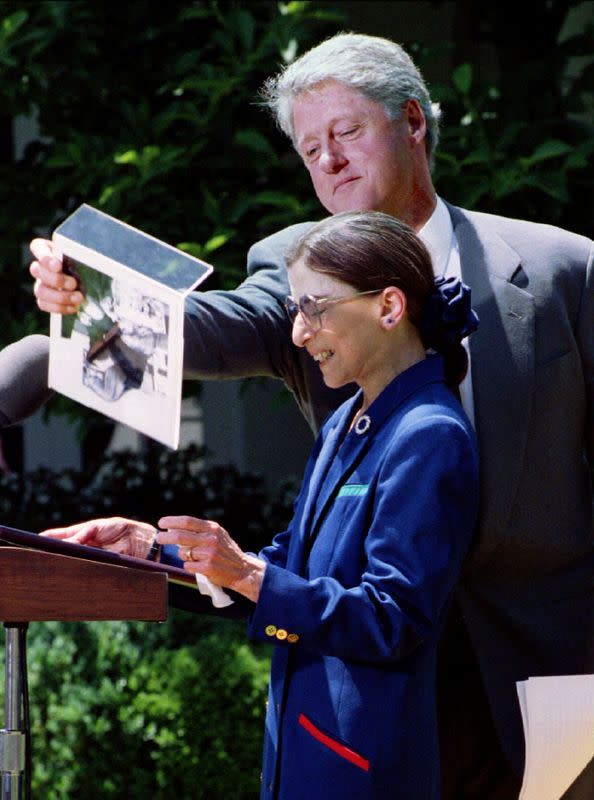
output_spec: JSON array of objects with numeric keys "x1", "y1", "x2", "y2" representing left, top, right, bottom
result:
[{"x1": 292, "y1": 80, "x2": 419, "y2": 222}]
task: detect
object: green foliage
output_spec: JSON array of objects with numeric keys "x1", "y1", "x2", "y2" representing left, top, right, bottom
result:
[
  {"x1": 0, "y1": 449, "x2": 300, "y2": 797},
  {"x1": 0, "y1": 443, "x2": 299, "y2": 551},
  {"x1": 424, "y1": 6, "x2": 594, "y2": 237},
  {"x1": 8, "y1": 618, "x2": 271, "y2": 799},
  {"x1": 0, "y1": 0, "x2": 344, "y2": 347}
]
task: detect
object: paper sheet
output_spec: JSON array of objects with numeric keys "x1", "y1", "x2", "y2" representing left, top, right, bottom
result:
[{"x1": 517, "y1": 674, "x2": 594, "y2": 800}]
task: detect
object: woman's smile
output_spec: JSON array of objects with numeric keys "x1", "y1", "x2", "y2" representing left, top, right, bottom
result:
[{"x1": 312, "y1": 349, "x2": 335, "y2": 364}]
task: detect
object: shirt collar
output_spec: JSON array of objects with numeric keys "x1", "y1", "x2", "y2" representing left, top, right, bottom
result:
[{"x1": 418, "y1": 196, "x2": 454, "y2": 277}]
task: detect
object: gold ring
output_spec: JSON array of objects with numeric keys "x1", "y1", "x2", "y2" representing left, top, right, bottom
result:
[{"x1": 185, "y1": 546, "x2": 193, "y2": 561}]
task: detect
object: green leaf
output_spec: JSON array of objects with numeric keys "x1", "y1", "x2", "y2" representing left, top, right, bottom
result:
[
  {"x1": 279, "y1": 1, "x2": 311, "y2": 15},
  {"x1": 177, "y1": 242, "x2": 204, "y2": 258},
  {"x1": 233, "y1": 129, "x2": 277, "y2": 160},
  {"x1": 114, "y1": 149, "x2": 138, "y2": 165},
  {"x1": 566, "y1": 151, "x2": 589, "y2": 169},
  {"x1": 252, "y1": 190, "x2": 303, "y2": 210},
  {"x1": 521, "y1": 139, "x2": 572, "y2": 167},
  {"x1": 452, "y1": 63, "x2": 472, "y2": 94},
  {"x1": 493, "y1": 168, "x2": 526, "y2": 198},
  {"x1": 460, "y1": 145, "x2": 493, "y2": 167},
  {"x1": 234, "y1": 8, "x2": 255, "y2": 52},
  {"x1": 204, "y1": 233, "x2": 233, "y2": 253},
  {"x1": 523, "y1": 174, "x2": 570, "y2": 203},
  {"x1": 1, "y1": 9, "x2": 29, "y2": 39},
  {"x1": 98, "y1": 175, "x2": 136, "y2": 207}
]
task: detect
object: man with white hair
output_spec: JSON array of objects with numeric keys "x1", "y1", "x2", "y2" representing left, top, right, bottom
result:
[{"x1": 30, "y1": 33, "x2": 594, "y2": 799}]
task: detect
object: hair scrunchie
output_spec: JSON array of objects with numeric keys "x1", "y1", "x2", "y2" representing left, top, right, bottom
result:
[{"x1": 421, "y1": 276, "x2": 479, "y2": 352}]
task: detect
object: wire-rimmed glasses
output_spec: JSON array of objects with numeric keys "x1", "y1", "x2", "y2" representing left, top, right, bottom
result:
[{"x1": 285, "y1": 290, "x2": 381, "y2": 330}]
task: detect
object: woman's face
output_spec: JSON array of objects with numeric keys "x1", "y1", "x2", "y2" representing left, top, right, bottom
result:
[{"x1": 288, "y1": 259, "x2": 385, "y2": 393}]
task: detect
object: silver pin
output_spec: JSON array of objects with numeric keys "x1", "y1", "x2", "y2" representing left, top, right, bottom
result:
[{"x1": 354, "y1": 414, "x2": 371, "y2": 435}]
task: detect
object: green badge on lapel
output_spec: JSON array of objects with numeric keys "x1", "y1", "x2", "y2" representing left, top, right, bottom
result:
[{"x1": 338, "y1": 484, "x2": 369, "y2": 497}]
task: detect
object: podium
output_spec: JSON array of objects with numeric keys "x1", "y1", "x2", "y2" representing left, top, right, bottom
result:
[
  {"x1": 0, "y1": 525, "x2": 198, "y2": 800},
  {"x1": 0, "y1": 546, "x2": 169, "y2": 623}
]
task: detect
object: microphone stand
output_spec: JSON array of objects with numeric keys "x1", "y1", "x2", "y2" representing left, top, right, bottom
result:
[{"x1": 1, "y1": 623, "x2": 28, "y2": 800}]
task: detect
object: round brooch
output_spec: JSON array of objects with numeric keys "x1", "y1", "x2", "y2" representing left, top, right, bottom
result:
[{"x1": 354, "y1": 414, "x2": 371, "y2": 435}]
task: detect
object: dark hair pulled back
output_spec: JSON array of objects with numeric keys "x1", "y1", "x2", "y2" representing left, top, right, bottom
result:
[{"x1": 285, "y1": 211, "x2": 478, "y2": 389}]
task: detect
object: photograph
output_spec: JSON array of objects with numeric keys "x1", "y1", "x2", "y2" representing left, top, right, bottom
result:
[{"x1": 48, "y1": 205, "x2": 213, "y2": 448}]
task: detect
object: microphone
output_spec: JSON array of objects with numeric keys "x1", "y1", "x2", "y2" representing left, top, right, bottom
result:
[{"x1": 0, "y1": 335, "x2": 53, "y2": 427}]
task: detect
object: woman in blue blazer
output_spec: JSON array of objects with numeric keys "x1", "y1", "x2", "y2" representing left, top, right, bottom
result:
[
  {"x1": 46, "y1": 211, "x2": 479, "y2": 799},
  {"x1": 156, "y1": 212, "x2": 480, "y2": 799}
]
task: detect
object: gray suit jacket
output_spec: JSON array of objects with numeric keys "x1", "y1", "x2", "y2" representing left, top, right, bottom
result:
[
  {"x1": 183, "y1": 205, "x2": 594, "y2": 777},
  {"x1": 449, "y1": 205, "x2": 594, "y2": 774}
]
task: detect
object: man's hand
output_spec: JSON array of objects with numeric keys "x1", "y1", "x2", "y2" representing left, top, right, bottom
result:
[
  {"x1": 42, "y1": 516, "x2": 156, "y2": 559},
  {"x1": 29, "y1": 238, "x2": 84, "y2": 314}
]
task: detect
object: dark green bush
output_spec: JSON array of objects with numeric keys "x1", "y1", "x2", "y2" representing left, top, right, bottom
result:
[
  {"x1": 0, "y1": 449, "x2": 300, "y2": 798},
  {"x1": 0, "y1": 0, "x2": 343, "y2": 346},
  {"x1": 0, "y1": 443, "x2": 299, "y2": 553},
  {"x1": 424, "y1": 2, "x2": 594, "y2": 237},
  {"x1": 20, "y1": 618, "x2": 270, "y2": 799}
]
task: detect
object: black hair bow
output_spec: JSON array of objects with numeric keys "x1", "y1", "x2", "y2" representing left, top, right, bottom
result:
[{"x1": 421, "y1": 276, "x2": 479, "y2": 351}]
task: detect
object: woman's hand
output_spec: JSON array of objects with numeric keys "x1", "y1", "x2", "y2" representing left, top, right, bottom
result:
[
  {"x1": 41, "y1": 517, "x2": 156, "y2": 559},
  {"x1": 157, "y1": 515, "x2": 265, "y2": 602}
]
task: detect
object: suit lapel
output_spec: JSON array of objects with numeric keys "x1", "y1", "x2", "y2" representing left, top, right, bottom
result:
[{"x1": 448, "y1": 205, "x2": 535, "y2": 559}]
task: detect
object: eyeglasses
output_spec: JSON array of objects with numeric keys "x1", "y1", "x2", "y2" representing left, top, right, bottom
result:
[{"x1": 285, "y1": 290, "x2": 381, "y2": 330}]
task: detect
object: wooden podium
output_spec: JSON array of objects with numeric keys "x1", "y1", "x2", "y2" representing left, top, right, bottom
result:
[
  {"x1": 0, "y1": 546, "x2": 168, "y2": 623},
  {"x1": 0, "y1": 525, "x2": 194, "y2": 800}
]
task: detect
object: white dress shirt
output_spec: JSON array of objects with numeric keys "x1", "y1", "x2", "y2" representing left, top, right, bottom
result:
[{"x1": 419, "y1": 197, "x2": 475, "y2": 426}]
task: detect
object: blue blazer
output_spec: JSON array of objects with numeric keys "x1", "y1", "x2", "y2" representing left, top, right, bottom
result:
[{"x1": 248, "y1": 356, "x2": 479, "y2": 800}]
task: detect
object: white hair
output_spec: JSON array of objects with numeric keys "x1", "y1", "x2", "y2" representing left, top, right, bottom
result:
[{"x1": 261, "y1": 32, "x2": 442, "y2": 166}]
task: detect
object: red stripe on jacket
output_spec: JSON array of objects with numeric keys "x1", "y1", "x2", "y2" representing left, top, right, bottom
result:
[{"x1": 298, "y1": 713, "x2": 370, "y2": 772}]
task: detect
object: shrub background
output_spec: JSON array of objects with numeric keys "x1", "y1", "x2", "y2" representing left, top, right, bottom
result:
[{"x1": 0, "y1": 445, "x2": 298, "y2": 799}]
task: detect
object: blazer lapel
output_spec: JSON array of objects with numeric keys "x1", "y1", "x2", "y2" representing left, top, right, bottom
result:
[
  {"x1": 449, "y1": 205, "x2": 535, "y2": 560},
  {"x1": 306, "y1": 395, "x2": 373, "y2": 536},
  {"x1": 304, "y1": 360, "x2": 446, "y2": 559},
  {"x1": 285, "y1": 398, "x2": 359, "y2": 574}
]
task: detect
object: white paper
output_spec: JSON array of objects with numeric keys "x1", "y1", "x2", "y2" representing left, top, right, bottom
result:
[
  {"x1": 517, "y1": 674, "x2": 594, "y2": 800},
  {"x1": 195, "y1": 573, "x2": 234, "y2": 608}
]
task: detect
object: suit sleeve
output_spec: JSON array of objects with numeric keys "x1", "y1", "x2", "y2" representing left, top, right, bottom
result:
[
  {"x1": 182, "y1": 223, "x2": 313, "y2": 380},
  {"x1": 256, "y1": 434, "x2": 325, "y2": 570},
  {"x1": 247, "y1": 414, "x2": 479, "y2": 665},
  {"x1": 578, "y1": 239, "x2": 594, "y2": 465}
]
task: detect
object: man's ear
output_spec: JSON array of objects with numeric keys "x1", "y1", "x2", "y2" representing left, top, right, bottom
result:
[
  {"x1": 380, "y1": 287, "x2": 407, "y2": 329},
  {"x1": 403, "y1": 98, "x2": 427, "y2": 144}
]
